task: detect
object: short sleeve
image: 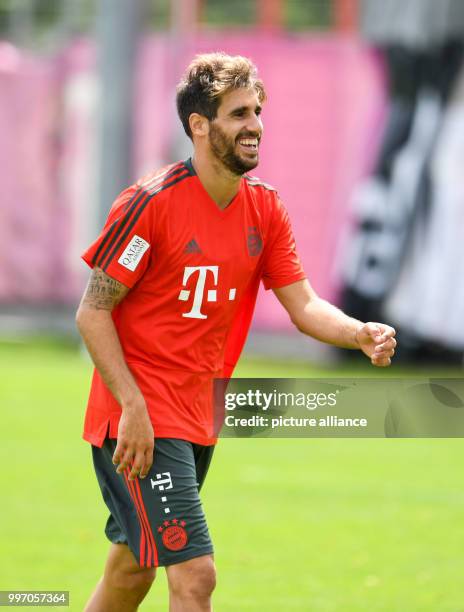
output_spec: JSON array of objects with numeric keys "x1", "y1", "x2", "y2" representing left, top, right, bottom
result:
[
  {"x1": 81, "y1": 185, "x2": 155, "y2": 288},
  {"x1": 261, "y1": 197, "x2": 306, "y2": 290}
]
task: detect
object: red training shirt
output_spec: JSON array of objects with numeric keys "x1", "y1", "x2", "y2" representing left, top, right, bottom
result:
[{"x1": 81, "y1": 159, "x2": 306, "y2": 446}]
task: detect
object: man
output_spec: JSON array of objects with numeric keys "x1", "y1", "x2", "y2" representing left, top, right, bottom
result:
[{"x1": 76, "y1": 53, "x2": 396, "y2": 612}]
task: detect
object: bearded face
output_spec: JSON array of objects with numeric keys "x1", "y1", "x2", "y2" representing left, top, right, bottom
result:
[
  {"x1": 206, "y1": 88, "x2": 263, "y2": 176},
  {"x1": 208, "y1": 121, "x2": 260, "y2": 176}
]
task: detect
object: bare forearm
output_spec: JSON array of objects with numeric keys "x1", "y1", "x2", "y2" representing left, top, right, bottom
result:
[
  {"x1": 291, "y1": 296, "x2": 362, "y2": 349},
  {"x1": 77, "y1": 266, "x2": 154, "y2": 479},
  {"x1": 76, "y1": 308, "x2": 143, "y2": 406},
  {"x1": 274, "y1": 280, "x2": 396, "y2": 366}
]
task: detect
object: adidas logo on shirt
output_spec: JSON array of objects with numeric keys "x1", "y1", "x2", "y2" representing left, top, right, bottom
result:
[{"x1": 185, "y1": 239, "x2": 202, "y2": 254}]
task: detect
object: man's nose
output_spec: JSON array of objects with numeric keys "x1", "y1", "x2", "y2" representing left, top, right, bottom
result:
[{"x1": 246, "y1": 114, "x2": 262, "y2": 135}]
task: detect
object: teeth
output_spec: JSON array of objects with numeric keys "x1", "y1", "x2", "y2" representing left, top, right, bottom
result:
[{"x1": 239, "y1": 139, "x2": 258, "y2": 146}]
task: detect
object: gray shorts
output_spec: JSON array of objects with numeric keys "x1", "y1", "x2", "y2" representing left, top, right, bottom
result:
[{"x1": 92, "y1": 438, "x2": 215, "y2": 567}]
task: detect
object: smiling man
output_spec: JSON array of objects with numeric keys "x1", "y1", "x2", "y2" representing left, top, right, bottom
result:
[{"x1": 76, "y1": 53, "x2": 396, "y2": 611}]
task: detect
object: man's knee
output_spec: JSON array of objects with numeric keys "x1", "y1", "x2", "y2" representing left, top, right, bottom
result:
[
  {"x1": 168, "y1": 555, "x2": 216, "y2": 600},
  {"x1": 189, "y1": 560, "x2": 216, "y2": 599}
]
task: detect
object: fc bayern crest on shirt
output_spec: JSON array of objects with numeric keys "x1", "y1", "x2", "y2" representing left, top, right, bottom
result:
[
  {"x1": 158, "y1": 519, "x2": 188, "y2": 551},
  {"x1": 247, "y1": 226, "x2": 263, "y2": 256}
]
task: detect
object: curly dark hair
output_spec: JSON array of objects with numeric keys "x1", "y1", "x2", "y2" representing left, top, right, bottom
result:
[{"x1": 176, "y1": 52, "x2": 266, "y2": 139}]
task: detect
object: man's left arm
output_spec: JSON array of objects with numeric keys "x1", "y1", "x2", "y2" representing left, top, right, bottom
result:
[{"x1": 273, "y1": 279, "x2": 396, "y2": 367}]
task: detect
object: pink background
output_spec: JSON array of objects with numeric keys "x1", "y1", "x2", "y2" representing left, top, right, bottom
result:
[{"x1": 0, "y1": 33, "x2": 386, "y2": 330}]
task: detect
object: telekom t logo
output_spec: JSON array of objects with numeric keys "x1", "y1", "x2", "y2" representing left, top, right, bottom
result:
[{"x1": 178, "y1": 265, "x2": 236, "y2": 319}]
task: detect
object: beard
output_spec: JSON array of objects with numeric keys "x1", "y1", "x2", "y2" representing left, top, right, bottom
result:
[{"x1": 208, "y1": 122, "x2": 259, "y2": 176}]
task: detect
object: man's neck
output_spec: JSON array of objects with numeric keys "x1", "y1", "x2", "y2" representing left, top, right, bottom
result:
[{"x1": 191, "y1": 153, "x2": 242, "y2": 210}]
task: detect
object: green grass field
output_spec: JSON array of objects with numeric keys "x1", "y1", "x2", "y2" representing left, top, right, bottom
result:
[{"x1": 1, "y1": 339, "x2": 464, "y2": 611}]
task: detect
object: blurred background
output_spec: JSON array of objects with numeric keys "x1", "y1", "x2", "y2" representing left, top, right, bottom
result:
[
  {"x1": 1, "y1": 0, "x2": 463, "y2": 366},
  {"x1": 2, "y1": 2, "x2": 464, "y2": 611}
]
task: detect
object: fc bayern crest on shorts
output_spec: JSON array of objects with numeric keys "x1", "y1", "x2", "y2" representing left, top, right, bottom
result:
[{"x1": 158, "y1": 519, "x2": 188, "y2": 551}]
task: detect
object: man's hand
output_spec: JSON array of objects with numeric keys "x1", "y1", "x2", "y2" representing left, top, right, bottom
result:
[
  {"x1": 112, "y1": 398, "x2": 154, "y2": 481},
  {"x1": 356, "y1": 322, "x2": 397, "y2": 367}
]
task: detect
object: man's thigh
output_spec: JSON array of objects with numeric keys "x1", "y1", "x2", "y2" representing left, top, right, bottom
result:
[
  {"x1": 104, "y1": 543, "x2": 157, "y2": 580},
  {"x1": 92, "y1": 438, "x2": 214, "y2": 568}
]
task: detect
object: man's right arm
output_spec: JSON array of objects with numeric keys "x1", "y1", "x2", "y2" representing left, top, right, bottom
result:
[{"x1": 76, "y1": 266, "x2": 154, "y2": 480}]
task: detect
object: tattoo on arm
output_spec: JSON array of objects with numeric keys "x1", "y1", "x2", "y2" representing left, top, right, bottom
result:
[{"x1": 81, "y1": 267, "x2": 129, "y2": 310}]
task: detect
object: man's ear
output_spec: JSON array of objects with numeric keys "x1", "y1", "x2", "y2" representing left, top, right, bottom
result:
[{"x1": 189, "y1": 113, "x2": 209, "y2": 138}]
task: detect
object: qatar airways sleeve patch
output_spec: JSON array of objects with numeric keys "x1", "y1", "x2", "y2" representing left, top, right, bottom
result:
[{"x1": 117, "y1": 235, "x2": 150, "y2": 271}]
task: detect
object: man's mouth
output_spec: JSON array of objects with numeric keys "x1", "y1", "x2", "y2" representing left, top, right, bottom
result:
[{"x1": 237, "y1": 137, "x2": 259, "y2": 151}]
